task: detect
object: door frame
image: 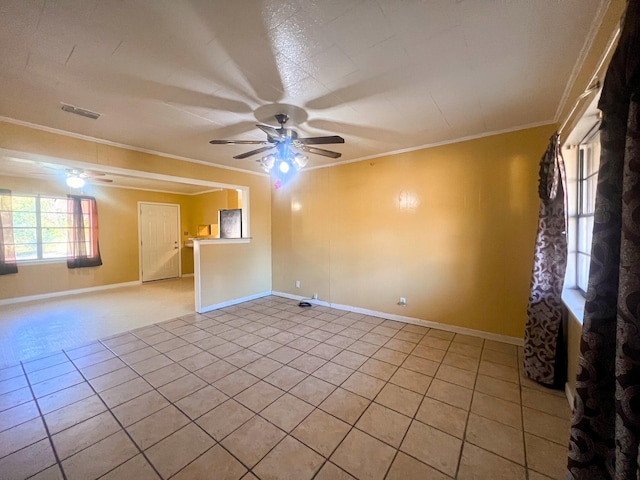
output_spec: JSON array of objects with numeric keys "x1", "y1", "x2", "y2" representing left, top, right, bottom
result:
[{"x1": 137, "y1": 201, "x2": 182, "y2": 282}]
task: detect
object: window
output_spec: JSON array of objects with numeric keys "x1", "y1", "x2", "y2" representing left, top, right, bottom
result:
[
  {"x1": 576, "y1": 130, "x2": 600, "y2": 293},
  {"x1": 9, "y1": 194, "x2": 96, "y2": 262}
]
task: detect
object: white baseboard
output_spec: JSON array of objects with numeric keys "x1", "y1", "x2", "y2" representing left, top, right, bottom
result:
[
  {"x1": 3, "y1": 282, "x2": 523, "y2": 346},
  {"x1": 198, "y1": 291, "x2": 272, "y2": 313},
  {"x1": 271, "y1": 291, "x2": 332, "y2": 308},
  {"x1": 271, "y1": 291, "x2": 523, "y2": 346},
  {"x1": 0, "y1": 281, "x2": 142, "y2": 306},
  {"x1": 181, "y1": 273, "x2": 194, "y2": 278}
]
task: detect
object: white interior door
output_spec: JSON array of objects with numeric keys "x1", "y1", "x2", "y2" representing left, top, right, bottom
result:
[{"x1": 140, "y1": 203, "x2": 180, "y2": 282}]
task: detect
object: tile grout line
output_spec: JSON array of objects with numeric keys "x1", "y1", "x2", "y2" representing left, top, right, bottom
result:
[
  {"x1": 92, "y1": 312, "x2": 329, "y2": 479},
  {"x1": 379, "y1": 335, "x2": 531, "y2": 477},
  {"x1": 305, "y1": 325, "x2": 432, "y2": 479},
  {"x1": 519, "y1": 349, "x2": 531, "y2": 480},
  {"x1": 19, "y1": 360, "x2": 69, "y2": 480},
  {"x1": 188, "y1": 311, "x2": 392, "y2": 478},
  {"x1": 516, "y1": 352, "x2": 530, "y2": 479},
  {"x1": 233, "y1": 344, "x2": 361, "y2": 476},
  {"x1": 91, "y1": 332, "x2": 255, "y2": 478},
  {"x1": 255, "y1": 308, "x2": 490, "y2": 468},
  {"x1": 453, "y1": 337, "x2": 484, "y2": 479},
  {"x1": 418, "y1": 329, "x2": 462, "y2": 478},
  {"x1": 398, "y1": 331, "x2": 466, "y2": 479},
  {"x1": 429, "y1": 338, "x2": 536, "y2": 476},
  {"x1": 117, "y1": 311, "x2": 436, "y2": 478},
  {"x1": 468, "y1": 341, "x2": 543, "y2": 476},
  {"x1": 225, "y1": 303, "x2": 553, "y2": 475},
  {"x1": 4, "y1": 297, "x2": 562, "y2": 480},
  {"x1": 62, "y1": 349, "x2": 165, "y2": 480},
  {"x1": 338, "y1": 328, "x2": 558, "y2": 476},
  {"x1": 323, "y1": 328, "x2": 470, "y2": 478},
  {"x1": 378, "y1": 334, "x2": 424, "y2": 480}
]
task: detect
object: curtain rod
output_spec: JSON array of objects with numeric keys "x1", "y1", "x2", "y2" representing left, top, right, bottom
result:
[
  {"x1": 558, "y1": 24, "x2": 622, "y2": 136},
  {"x1": 558, "y1": 81, "x2": 601, "y2": 135}
]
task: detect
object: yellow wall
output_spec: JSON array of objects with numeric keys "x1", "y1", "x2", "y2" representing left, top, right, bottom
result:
[
  {"x1": 272, "y1": 125, "x2": 555, "y2": 338},
  {"x1": 198, "y1": 242, "x2": 271, "y2": 309},
  {"x1": 1, "y1": 120, "x2": 551, "y2": 340},
  {"x1": 0, "y1": 175, "x2": 195, "y2": 299},
  {"x1": 271, "y1": 0, "x2": 625, "y2": 342},
  {"x1": 227, "y1": 189, "x2": 240, "y2": 210},
  {"x1": 0, "y1": 121, "x2": 272, "y2": 302},
  {"x1": 189, "y1": 189, "x2": 241, "y2": 238}
]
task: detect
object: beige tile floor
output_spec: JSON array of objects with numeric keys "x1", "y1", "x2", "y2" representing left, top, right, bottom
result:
[
  {"x1": 0, "y1": 295, "x2": 572, "y2": 479},
  {"x1": 0, "y1": 277, "x2": 195, "y2": 366}
]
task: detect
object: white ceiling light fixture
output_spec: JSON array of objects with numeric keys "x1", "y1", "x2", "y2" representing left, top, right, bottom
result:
[
  {"x1": 255, "y1": 138, "x2": 311, "y2": 189},
  {"x1": 258, "y1": 154, "x2": 276, "y2": 173},
  {"x1": 66, "y1": 174, "x2": 85, "y2": 189},
  {"x1": 278, "y1": 159, "x2": 290, "y2": 174},
  {"x1": 63, "y1": 169, "x2": 112, "y2": 188},
  {"x1": 258, "y1": 151, "x2": 308, "y2": 174},
  {"x1": 291, "y1": 153, "x2": 308, "y2": 171}
]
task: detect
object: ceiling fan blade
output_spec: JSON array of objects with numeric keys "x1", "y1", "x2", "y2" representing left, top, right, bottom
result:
[
  {"x1": 210, "y1": 139, "x2": 268, "y2": 145},
  {"x1": 297, "y1": 135, "x2": 345, "y2": 145},
  {"x1": 256, "y1": 124, "x2": 283, "y2": 140},
  {"x1": 233, "y1": 145, "x2": 275, "y2": 160},
  {"x1": 300, "y1": 146, "x2": 342, "y2": 159},
  {"x1": 83, "y1": 170, "x2": 107, "y2": 177},
  {"x1": 93, "y1": 178, "x2": 113, "y2": 183}
]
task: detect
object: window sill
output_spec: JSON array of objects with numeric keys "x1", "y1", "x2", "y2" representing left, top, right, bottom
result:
[
  {"x1": 17, "y1": 259, "x2": 67, "y2": 266},
  {"x1": 562, "y1": 287, "x2": 586, "y2": 324}
]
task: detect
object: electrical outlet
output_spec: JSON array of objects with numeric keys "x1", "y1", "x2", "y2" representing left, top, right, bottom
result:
[
  {"x1": 295, "y1": 280, "x2": 301, "y2": 288},
  {"x1": 313, "y1": 293, "x2": 318, "y2": 300},
  {"x1": 398, "y1": 297, "x2": 407, "y2": 306}
]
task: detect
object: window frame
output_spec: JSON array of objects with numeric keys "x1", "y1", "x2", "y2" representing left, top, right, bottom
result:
[
  {"x1": 575, "y1": 124, "x2": 601, "y2": 295},
  {"x1": 9, "y1": 193, "x2": 72, "y2": 263}
]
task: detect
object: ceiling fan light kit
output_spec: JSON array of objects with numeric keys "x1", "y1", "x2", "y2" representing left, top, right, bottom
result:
[
  {"x1": 258, "y1": 154, "x2": 276, "y2": 173},
  {"x1": 210, "y1": 114, "x2": 343, "y2": 188},
  {"x1": 258, "y1": 149, "x2": 307, "y2": 173},
  {"x1": 65, "y1": 175, "x2": 85, "y2": 189},
  {"x1": 292, "y1": 153, "x2": 308, "y2": 170},
  {"x1": 64, "y1": 168, "x2": 113, "y2": 188}
]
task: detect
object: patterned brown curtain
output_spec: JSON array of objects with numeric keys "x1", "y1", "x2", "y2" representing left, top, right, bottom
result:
[
  {"x1": 67, "y1": 195, "x2": 102, "y2": 269},
  {"x1": 523, "y1": 134, "x2": 568, "y2": 387},
  {"x1": 567, "y1": 1, "x2": 640, "y2": 478},
  {"x1": 0, "y1": 189, "x2": 18, "y2": 275}
]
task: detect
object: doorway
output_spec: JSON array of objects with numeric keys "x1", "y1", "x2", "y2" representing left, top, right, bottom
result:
[{"x1": 139, "y1": 202, "x2": 181, "y2": 282}]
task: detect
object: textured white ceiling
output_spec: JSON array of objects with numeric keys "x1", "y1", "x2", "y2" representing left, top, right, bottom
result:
[{"x1": 0, "y1": 0, "x2": 607, "y2": 174}]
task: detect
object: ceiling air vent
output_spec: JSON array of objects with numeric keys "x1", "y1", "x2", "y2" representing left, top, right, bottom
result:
[{"x1": 61, "y1": 103, "x2": 101, "y2": 120}]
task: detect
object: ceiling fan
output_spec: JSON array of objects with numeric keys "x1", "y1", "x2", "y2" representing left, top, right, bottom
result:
[
  {"x1": 64, "y1": 168, "x2": 113, "y2": 188},
  {"x1": 65, "y1": 169, "x2": 113, "y2": 183},
  {"x1": 209, "y1": 113, "x2": 345, "y2": 161}
]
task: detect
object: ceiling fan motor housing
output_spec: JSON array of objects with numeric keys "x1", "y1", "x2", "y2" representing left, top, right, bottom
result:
[
  {"x1": 279, "y1": 128, "x2": 296, "y2": 140},
  {"x1": 274, "y1": 113, "x2": 289, "y2": 126}
]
